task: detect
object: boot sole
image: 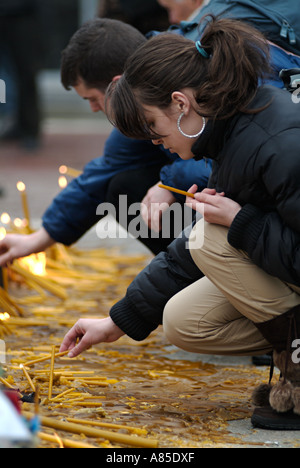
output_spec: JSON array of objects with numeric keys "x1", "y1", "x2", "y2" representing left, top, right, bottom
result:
[{"x1": 252, "y1": 406, "x2": 300, "y2": 430}]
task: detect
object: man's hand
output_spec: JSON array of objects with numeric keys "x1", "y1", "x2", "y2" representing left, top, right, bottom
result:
[
  {"x1": 186, "y1": 185, "x2": 241, "y2": 227},
  {"x1": 0, "y1": 228, "x2": 54, "y2": 267},
  {"x1": 60, "y1": 317, "x2": 125, "y2": 358},
  {"x1": 141, "y1": 181, "x2": 176, "y2": 232}
]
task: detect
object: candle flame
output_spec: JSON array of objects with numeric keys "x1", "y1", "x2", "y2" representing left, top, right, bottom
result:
[
  {"x1": 58, "y1": 176, "x2": 68, "y2": 189},
  {"x1": 19, "y1": 252, "x2": 47, "y2": 276},
  {"x1": 13, "y1": 218, "x2": 24, "y2": 228},
  {"x1": 58, "y1": 165, "x2": 82, "y2": 178},
  {"x1": 0, "y1": 312, "x2": 10, "y2": 321},
  {"x1": 17, "y1": 181, "x2": 26, "y2": 192},
  {"x1": 59, "y1": 165, "x2": 67, "y2": 174},
  {"x1": 1, "y1": 213, "x2": 11, "y2": 225}
]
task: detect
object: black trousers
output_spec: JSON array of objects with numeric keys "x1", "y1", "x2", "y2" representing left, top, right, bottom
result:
[
  {"x1": 106, "y1": 164, "x2": 186, "y2": 255},
  {"x1": 0, "y1": 13, "x2": 41, "y2": 138}
]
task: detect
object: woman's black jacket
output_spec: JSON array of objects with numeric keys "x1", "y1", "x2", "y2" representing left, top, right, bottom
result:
[{"x1": 110, "y1": 86, "x2": 300, "y2": 341}]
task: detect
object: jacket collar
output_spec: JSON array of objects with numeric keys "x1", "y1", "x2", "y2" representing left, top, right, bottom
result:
[
  {"x1": 191, "y1": 117, "x2": 233, "y2": 161},
  {"x1": 192, "y1": 87, "x2": 272, "y2": 161}
]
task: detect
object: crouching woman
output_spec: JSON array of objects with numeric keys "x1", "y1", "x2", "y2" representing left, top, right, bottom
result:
[{"x1": 61, "y1": 17, "x2": 300, "y2": 430}]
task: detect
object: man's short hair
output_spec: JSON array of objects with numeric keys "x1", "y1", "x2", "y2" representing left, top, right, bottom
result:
[{"x1": 61, "y1": 18, "x2": 146, "y2": 91}]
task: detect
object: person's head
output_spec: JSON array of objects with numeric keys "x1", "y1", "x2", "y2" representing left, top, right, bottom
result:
[
  {"x1": 61, "y1": 18, "x2": 146, "y2": 112},
  {"x1": 157, "y1": 0, "x2": 204, "y2": 24},
  {"x1": 107, "y1": 17, "x2": 271, "y2": 159}
]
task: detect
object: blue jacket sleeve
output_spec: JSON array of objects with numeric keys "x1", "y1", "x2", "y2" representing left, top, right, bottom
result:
[{"x1": 160, "y1": 158, "x2": 212, "y2": 200}]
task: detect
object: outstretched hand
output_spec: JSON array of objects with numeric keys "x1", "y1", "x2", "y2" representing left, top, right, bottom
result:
[
  {"x1": 186, "y1": 185, "x2": 241, "y2": 227},
  {"x1": 0, "y1": 234, "x2": 37, "y2": 266},
  {"x1": 60, "y1": 317, "x2": 125, "y2": 358},
  {"x1": 0, "y1": 228, "x2": 54, "y2": 267}
]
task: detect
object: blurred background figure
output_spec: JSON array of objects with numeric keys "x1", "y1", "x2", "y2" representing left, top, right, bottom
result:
[
  {"x1": 99, "y1": 0, "x2": 169, "y2": 33},
  {"x1": 157, "y1": 0, "x2": 207, "y2": 24},
  {"x1": 0, "y1": 0, "x2": 43, "y2": 150}
]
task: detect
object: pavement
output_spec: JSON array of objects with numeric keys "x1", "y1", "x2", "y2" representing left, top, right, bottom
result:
[{"x1": 0, "y1": 71, "x2": 300, "y2": 448}]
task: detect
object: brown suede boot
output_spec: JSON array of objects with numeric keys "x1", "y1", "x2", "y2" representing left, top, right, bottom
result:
[{"x1": 251, "y1": 305, "x2": 300, "y2": 430}]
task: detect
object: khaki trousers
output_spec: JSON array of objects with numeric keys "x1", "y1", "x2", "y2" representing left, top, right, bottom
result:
[{"x1": 163, "y1": 219, "x2": 300, "y2": 356}]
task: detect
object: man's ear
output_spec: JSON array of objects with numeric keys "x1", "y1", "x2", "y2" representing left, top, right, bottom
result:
[
  {"x1": 171, "y1": 91, "x2": 191, "y2": 115},
  {"x1": 112, "y1": 75, "x2": 122, "y2": 83}
]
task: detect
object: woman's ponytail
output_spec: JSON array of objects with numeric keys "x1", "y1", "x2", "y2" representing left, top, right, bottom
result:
[{"x1": 196, "y1": 16, "x2": 271, "y2": 118}]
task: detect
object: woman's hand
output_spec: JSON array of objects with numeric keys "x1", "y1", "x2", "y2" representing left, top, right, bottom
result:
[
  {"x1": 60, "y1": 317, "x2": 125, "y2": 358},
  {"x1": 141, "y1": 181, "x2": 176, "y2": 232},
  {"x1": 186, "y1": 185, "x2": 241, "y2": 227}
]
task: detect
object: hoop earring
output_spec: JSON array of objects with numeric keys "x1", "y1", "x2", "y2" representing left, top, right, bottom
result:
[{"x1": 177, "y1": 113, "x2": 206, "y2": 139}]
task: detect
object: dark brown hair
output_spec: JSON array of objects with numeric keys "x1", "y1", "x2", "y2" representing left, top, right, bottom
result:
[
  {"x1": 61, "y1": 18, "x2": 146, "y2": 91},
  {"x1": 106, "y1": 16, "x2": 272, "y2": 139}
]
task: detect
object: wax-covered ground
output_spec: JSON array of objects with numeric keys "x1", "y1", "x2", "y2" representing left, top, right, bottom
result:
[{"x1": 1, "y1": 114, "x2": 300, "y2": 448}]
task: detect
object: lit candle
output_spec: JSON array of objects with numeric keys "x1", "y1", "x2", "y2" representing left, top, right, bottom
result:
[
  {"x1": 0, "y1": 213, "x2": 15, "y2": 233},
  {"x1": 16, "y1": 181, "x2": 31, "y2": 231},
  {"x1": 59, "y1": 165, "x2": 82, "y2": 178}
]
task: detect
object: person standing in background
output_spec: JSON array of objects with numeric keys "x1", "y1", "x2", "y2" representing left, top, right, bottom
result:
[
  {"x1": 0, "y1": 0, "x2": 42, "y2": 150},
  {"x1": 99, "y1": 0, "x2": 169, "y2": 33}
]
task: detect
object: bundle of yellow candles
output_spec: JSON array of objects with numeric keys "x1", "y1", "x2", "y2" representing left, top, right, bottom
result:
[
  {"x1": 23, "y1": 411, "x2": 158, "y2": 448},
  {"x1": 2, "y1": 343, "x2": 160, "y2": 448}
]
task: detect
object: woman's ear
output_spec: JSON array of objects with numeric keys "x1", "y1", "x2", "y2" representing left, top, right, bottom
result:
[{"x1": 171, "y1": 91, "x2": 191, "y2": 115}]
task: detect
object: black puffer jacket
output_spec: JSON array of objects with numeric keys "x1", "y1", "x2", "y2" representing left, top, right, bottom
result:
[
  {"x1": 110, "y1": 85, "x2": 300, "y2": 341},
  {"x1": 110, "y1": 223, "x2": 204, "y2": 341}
]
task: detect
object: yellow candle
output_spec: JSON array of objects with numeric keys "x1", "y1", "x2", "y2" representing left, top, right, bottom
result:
[
  {"x1": 38, "y1": 432, "x2": 97, "y2": 449},
  {"x1": 48, "y1": 346, "x2": 56, "y2": 400},
  {"x1": 16, "y1": 181, "x2": 31, "y2": 230},
  {"x1": 10, "y1": 263, "x2": 68, "y2": 300},
  {"x1": 24, "y1": 350, "x2": 69, "y2": 367},
  {"x1": 0, "y1": 377, "x2": 14, "y2": 389},
  {"x1": 20, "y1": 364, "x2": 36, "y2": 392},
  {"x1": 49, "y1": 388, "x2": 74, "y2": 402},
  {"x1": 66, "y1": 417, "x2": 148, "y2": 435},
  {"x1": 158, "y1": 183, "x2": 195, "y2": 198}
]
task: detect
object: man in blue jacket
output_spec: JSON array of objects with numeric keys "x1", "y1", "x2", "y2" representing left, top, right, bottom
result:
[{"x1": 0, "y1": 10, "x2": 300, "y2": 264}]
